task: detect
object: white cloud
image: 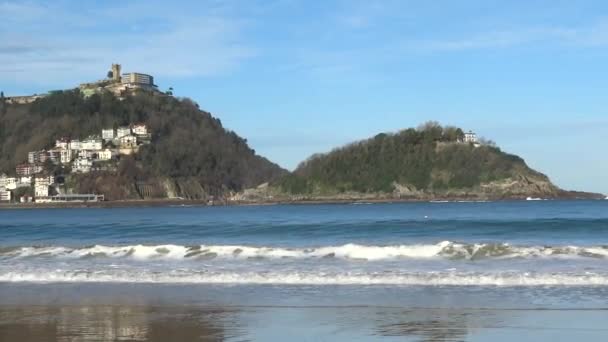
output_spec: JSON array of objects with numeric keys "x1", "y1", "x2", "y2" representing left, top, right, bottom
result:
[
  {"x1": 0, "y1": 1, "x2": 255, "y2": 87},
  {"x1": 412, "y1": 23, "x2": 608, "y2": 52}
]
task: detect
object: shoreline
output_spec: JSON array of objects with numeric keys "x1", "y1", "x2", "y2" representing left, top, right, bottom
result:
[{"x1": 0, "y1": 194, "x2": 604, "y2": 209}]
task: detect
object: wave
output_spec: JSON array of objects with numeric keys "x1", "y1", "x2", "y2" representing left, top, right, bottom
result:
[
  {"x1": 2, "y1": 269, "x2": 608, "y2": 286},
  {"x1": 3, "y1": 242, "x2": 608, "y2": 261}
]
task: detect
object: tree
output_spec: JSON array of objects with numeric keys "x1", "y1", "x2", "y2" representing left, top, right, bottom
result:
[
  {"x1": 166, "y1": 87, "x2": 174, "y2": 96},
  {"x1": 107, "y1": 70, "x2": 113, "y2": 79},
  {"x1": 13, "y1": 186, "x2": 33, "y2": 201}
]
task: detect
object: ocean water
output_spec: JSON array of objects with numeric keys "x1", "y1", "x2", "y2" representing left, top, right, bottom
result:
[{"x1": 1, "y1": 201, "x2": 608, "y2": 341}]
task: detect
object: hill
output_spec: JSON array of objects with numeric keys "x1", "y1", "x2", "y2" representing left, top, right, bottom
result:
[
  {"x1": 0, "y1": 90, "x2": 286, "y2": 200},
  {"x1": 242, "y1": 122, "x2": 600, "y2": 202}
]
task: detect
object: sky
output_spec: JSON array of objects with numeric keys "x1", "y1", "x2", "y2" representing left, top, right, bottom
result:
[{"x1": 1, "y1": 0, "x2": 607, "y2": 194}]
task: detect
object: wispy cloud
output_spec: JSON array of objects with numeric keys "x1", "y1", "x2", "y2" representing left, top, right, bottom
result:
[
  {"x1": 0, "y1": 1, "x2": 255, "y2": 87},
  {"x1": 412, "y1": 22, "x2": 608, "y2": 52}
]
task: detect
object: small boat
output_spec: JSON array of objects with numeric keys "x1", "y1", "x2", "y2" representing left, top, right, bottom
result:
[{"x1": 526, "y1": 197, "x2": 542, "y2": 201}]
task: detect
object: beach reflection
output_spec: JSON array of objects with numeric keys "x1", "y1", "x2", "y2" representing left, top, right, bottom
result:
[
  {"x1": 0, "y1": 305, "x2": 238, "y2": 342},
  {"x1": 374, "y1": 309, "x2": 497, "y2": 341}
]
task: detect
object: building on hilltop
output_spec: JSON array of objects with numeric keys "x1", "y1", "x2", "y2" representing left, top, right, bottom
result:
[
  {"x1": 111, "y1": 64, "x2": 122, "y2": 82},
  {"x1": 122, "y1": 73, "x2": 155, "y2": 87},
  {"x1": 78, "y1": 63, "x2": 161, "y2": 98},
  {"x1": 5, "y1": 94, "x2": 46, "y2": 105},
  {"x1": 463, "y1": 131, "x2": 478, "y2": 143}
]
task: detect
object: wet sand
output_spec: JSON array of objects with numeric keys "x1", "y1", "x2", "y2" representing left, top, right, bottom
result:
[
  {"x1": 2, "y1": 304, "x2": 608, "y2": 341},
  {"x1": 1, "y1": 284, "x2": 608, "y2": 341}
]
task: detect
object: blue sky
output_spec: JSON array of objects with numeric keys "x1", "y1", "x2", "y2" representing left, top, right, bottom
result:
[{"x1": 1, "y1": 0, "x2": 607, "y2": 193}]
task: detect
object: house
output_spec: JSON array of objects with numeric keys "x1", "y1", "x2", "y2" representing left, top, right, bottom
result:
[
  {"x1": 464, "y1": 131, "x2": 478, "y2": 143},
  {"x1": 55, "y1": 138, "x2": 70, "y2": 149},
  {"x1": 132, "y1": 123, "x2": 148, "y2": 136},
  {"x1": 59, "y1": 148, "x2": 73, "y2": 164},
  {"x1": 79, "y1": 150, "x2": 96, "y2": 159},
  {"x1": 0, "y1": 173, "x2": 7, "y2": 187},
  {"x1": 70, "y1": 139, "x2": 82, "y2": 150},
  {"x1": 116, "y1": 126, "x2": 131, "y2": 138},
  {"x1": 119, "y1": 134, "x2": 137, "y2": 148},
  {"x1": 48, "y1": 149, "x2": 62, "y2": 164},
  {"x1": 81, "y1": 138, "x2": 102, "y2": 150},
  {"x1": 0, "y1": 187, "x2": 11, "y2": 202},
  {"x1": 19, "y1": 176, "x2": 32, "y2": 184},
  {"x1": 28, "y1": 150, "x2": 49, "y2": 164},
  {"x1": 102, "y1": 128, "x2": 116, "y2": 141},
  {"x1": 4, "y1": 177, "x2": 17, "y2": 190},
  {"x1": 97, "y1": 149, "x2": 115, "y2": 161},
  {"x1": 34, "y1": 176, "x2": 51, "y2": 198},
  {"x1": 28, "y1": 151, "x2": 38, "y2": 164},
  {"x1": 73, "y1": 157, "x2": 93, "y2": 173},
  {"x1": 16, "y1": 163, "x2": 42, "y2": 176}
]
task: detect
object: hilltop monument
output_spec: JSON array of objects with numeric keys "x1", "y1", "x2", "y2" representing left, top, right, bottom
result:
[{"x1": 111, "y1": 64, "x2": 122, "y2": 82}]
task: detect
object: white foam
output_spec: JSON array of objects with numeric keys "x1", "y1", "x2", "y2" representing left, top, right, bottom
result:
[
  {"x1": 3, "y1": 242, "x2": 608, "y2": 261},
  {"x1": 2, "y1": 269, "x2": 608, "y2": 286}
]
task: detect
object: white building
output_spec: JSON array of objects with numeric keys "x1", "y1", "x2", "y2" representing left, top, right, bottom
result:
[
  {"x1": 119, "y1": 134, "x2": 137, "y2": 148},
  {"x1": 82, "y1": 138, "x2": 102, "y2": 150},
  {"x1": 464, "y1": 131, "x2": 478, "y2": 143},
  {"x1": 116, "y1": 126, "x2": 131, "y2": 138},
  {"x1": 16, "y1": 164, "x2": 42, "y2": 176},
  {"x1": 79, "y1": 150, "x2": 96, "y2": 159},
  {"x1": 0, "y1": 187, "x2": 11, "y2": 202},
  {"x1": 132, "y1": 124, "x2": 148, "y2": 136},
  {"x1": 102, "y1": 128, "x2": 116, "y2": 141},
  {"x1": 121, "y1": 73, "x2": 154, "y2": 86},
  {"x1": 70, "y1": 139, "x2": 82, "y2": 150},
  {"x1": 60, "y1": 148, "x2": 73, "y2": 164},
  {"x1": 19, "y1": 176, "x2": 32, "y2": 184},
  {"x1": 28, "y1": 151, "x2": 38, "y2": 164},
  {"x1": 97, "y1": 149, "x2": 115, "y2": 161},
  {"x1": 4, "y1": 177, "x2": 17, "y2": 190},
  {"x1": 73, "y1": 157, "x2": 93, "y2": 173},
  {"x1": 55, "y1": 139, "x2": 70, "y2": 150},
  {"x1": 34, "y1": 176, "x2": 51, "y2": 198},
  {"x1": 69, "y1": 138, "x2": 102, "y2": 151}
]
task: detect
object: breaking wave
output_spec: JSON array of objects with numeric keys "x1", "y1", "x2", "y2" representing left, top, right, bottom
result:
[
  {"x1": 2, "y1": 269, "x2": 608, "y2": 286},
  {"x1": 3, "y1": 242, "x2": 608, "y2": 261}
]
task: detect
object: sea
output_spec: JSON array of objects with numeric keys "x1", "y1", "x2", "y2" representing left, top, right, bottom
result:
[{"x1": 1, "y1": 200, "x2": 608, "y2": 341}]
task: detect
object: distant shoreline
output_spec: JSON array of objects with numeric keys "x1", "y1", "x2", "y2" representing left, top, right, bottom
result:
[{"x1": 0, "y1": 194, "x2": 604, "y2": 209}]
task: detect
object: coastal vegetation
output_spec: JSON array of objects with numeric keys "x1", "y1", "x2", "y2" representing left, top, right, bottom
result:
[{"x1": 273, "y1": 122, "x2": 563, "y2": 199}]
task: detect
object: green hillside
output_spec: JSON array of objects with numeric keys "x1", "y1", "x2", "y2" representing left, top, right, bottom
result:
[
  {"x1": 0, "y1": 90, "x2": 286, "y2": 200},
  {"x1": 275, "y1": 122, "x2": 563, "y2": 199}
]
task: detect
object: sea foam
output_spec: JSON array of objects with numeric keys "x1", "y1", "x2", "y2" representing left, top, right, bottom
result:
[
  {"x1": 2, "y1": 269, "x2": 608, "y2": 286},
  {"x1": 2, "y1": 242, "x2": 608, "y2": 261}
]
